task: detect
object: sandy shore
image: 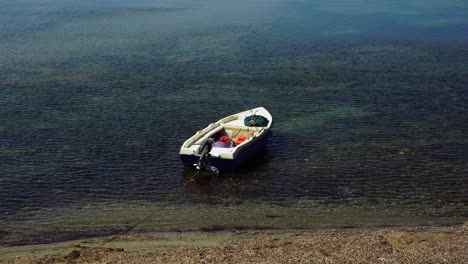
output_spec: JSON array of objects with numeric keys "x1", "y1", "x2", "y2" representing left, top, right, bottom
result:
[{"x1": 1, "y1": 222, "x2": 467, "y2": 263}]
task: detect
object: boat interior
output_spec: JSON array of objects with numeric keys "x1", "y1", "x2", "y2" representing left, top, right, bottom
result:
[
  {"x1": 195, "y1": 124, "x2": 260, "y2": 147},
  {"x1": 181, "y1": 112, "x2": 268, "y2": 154}
]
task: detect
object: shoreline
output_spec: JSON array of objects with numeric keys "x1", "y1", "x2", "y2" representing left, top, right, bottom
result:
[{"x1": 1, "y1": 222, "x2": 466, "y2": 263}]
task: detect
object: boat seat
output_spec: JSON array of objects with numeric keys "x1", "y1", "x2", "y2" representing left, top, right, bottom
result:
[
  {"x1": 222, "y1": 125, "x2": 259, "y2": 142},
  {"x1": 222, "y1": 124, "x2": 261, "y2": 131}
]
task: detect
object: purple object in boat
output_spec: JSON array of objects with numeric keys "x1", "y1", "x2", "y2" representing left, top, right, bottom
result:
[{"x1": 213, "y1": 141, "x2": 232, "y2": 148}]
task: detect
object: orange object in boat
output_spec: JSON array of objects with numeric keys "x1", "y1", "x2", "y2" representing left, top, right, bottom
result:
[{"x1": 235, "y1": 136, "x2": 246, "y2": 145}]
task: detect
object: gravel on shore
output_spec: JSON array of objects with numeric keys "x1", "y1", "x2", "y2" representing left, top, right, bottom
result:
[{"x1": 1, "y1": 222, "x2": 467, "y2": 263}]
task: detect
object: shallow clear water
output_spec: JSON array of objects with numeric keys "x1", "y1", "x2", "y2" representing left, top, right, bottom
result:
[{"x1": 1, "y1": 0, "x2": 467, "y2": 246}]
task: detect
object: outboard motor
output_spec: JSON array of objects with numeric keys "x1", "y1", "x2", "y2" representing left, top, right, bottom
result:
[{"x1": 194, "y1": 138, "x2": 218, "y2": 174}]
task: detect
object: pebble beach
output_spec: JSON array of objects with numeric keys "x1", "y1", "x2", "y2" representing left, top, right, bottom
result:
[{"x1": 2, "y1": 222, "x2": 467, "y2": 263}]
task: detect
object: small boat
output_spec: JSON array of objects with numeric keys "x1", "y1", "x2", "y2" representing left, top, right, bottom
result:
[{"x1": 180, "y1": 107, "x2": 272, "y2": 172}]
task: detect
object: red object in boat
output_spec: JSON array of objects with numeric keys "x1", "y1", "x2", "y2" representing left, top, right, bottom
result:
[{"x1": 235, "y1": 136, "x2": 246, "y2": 145}]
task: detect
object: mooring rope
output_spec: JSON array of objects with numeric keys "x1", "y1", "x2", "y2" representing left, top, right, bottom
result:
[
  {"x1": 101, "y1": 169, "x2": 201, "y2": 246},
  {"x1": 64, "y1": 168, "x2": 202, "y2": 262}
]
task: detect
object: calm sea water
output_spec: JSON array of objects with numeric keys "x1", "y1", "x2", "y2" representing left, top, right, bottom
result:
[{"x1": 1, "y1": 0, "x2": 467, "y2": 246}]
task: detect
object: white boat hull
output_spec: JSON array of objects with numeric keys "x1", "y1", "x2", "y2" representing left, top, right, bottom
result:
[{"x1": 179, "y1": 107, "x2": 272, "y2": 172}]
